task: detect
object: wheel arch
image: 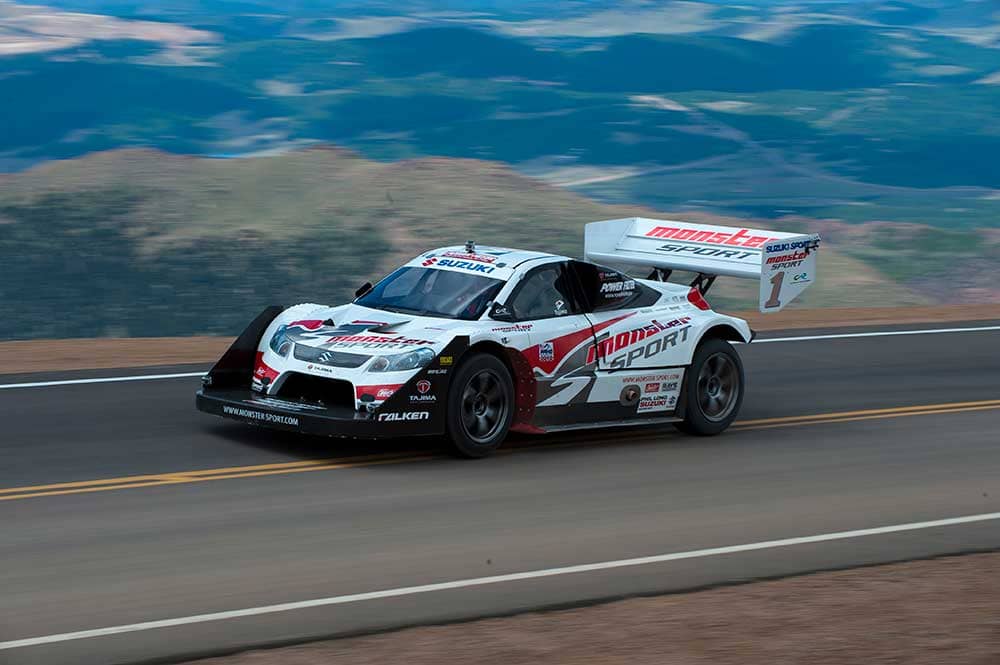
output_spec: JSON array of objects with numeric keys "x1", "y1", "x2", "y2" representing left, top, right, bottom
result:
[
  {"x1": 463, "y1": 340, "x2": 514, "y2": 372},
  {"x1": 698, "y1": 323, "x2": 750, "y2": 346},
  {"x1": 461, "y1": 339, "x2": 537, "y2": 432}
]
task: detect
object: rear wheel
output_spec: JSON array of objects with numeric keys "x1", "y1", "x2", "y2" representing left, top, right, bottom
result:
[
  {"x1": 675, "y1": 338, "x2": 744, "y2": 436},
  {"x1": 446, "y1": 353, "x2": 514, "y2": 458}
]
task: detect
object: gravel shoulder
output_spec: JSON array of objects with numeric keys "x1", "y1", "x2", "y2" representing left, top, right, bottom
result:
[
  {"x1": 2, "y1": 305, "x2": 999, "y2": 375},
  {"x1": 190, "y1": 552, "x2": 1000, "y2": 665}
]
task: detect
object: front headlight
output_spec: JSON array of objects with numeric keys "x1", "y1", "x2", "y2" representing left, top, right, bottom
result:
[
  {"x1": 269, "y1": 325, "x2": 293, "y2": 358},
  {"x1": 369, "y1": 347, "x2": 435, "y2": 373}
]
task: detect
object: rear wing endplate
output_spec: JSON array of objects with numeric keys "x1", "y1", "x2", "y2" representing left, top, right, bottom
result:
[{"x1": 584, "y1": 217, "x2": 820, "y2": 313}]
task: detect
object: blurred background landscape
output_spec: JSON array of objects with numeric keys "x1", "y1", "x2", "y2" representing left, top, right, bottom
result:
[{"x1": 2, "y1": 0, "x2": 998, "y2": 339}]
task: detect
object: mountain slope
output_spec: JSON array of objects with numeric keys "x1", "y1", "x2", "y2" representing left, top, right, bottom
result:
[{"x1": 0, "y1": 148, "x2": 934, "y2": 340}]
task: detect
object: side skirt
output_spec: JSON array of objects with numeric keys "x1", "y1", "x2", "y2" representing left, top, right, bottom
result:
[{"x1": 540, "y1": 415, "x2": 681, "y2": 434}]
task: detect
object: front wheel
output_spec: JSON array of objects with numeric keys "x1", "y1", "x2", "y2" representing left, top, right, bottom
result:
[
  {"x1": 446, "y1": 353, "x2": 514, "y2": 458},
  {"x1": 675, "y1": 338, "x2": 744, "y2": 436}
]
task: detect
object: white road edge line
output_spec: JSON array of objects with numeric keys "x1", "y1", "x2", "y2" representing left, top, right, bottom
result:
[
  {"x1": 754, "y1": 325, "x2": 1000, "y2": 344},
  {"x1": 2, "y1": 511, "x2": 998, "y2": 650},
  {"x1": 1, "y1": 325, "x2": 997, "y2": 390},
  {"x1": 0, "y1": 372, "x2": 205, "y2": 390}
]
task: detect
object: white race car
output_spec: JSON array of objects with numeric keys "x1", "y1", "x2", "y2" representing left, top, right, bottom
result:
[{"x1": 197, "y1": 218, "x2": 820, "y2": 457}]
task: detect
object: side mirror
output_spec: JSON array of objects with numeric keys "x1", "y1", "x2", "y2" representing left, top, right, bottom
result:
[
  {"x1": 355, "y1": 282, "x2": 373, "y2": 298},
  {"x1": 489, "y1": 302, "x2": 514, "y2": 322}
]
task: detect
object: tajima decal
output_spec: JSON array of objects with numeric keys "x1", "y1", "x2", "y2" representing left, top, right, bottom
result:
[{"x1": 525, "y1": 313, "x2": 633, "y2": 376}]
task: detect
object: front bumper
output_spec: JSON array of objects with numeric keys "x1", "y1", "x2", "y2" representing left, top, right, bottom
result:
[
  {"x1": 196, "y1": 307, "x2": 467, "y2": 439},
  {"x1": 196, "y1": 388, "x2": 439, "y2": 438}
]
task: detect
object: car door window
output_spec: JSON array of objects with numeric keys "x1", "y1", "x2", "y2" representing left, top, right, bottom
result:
[
  {"x1": 570, "y1": 261, "x2": 661, "y2": 312},
  {"x1": 509, "y1": 264, "x2": 579, "y2": 321}
]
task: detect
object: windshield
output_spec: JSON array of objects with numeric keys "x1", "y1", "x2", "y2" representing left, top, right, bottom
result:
[{"x1": 356, "y1": 267, "x2": 504, "y2": 321}]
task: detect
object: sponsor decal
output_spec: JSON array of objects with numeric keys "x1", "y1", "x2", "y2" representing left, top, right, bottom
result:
[
  {"x1": 792, "y1": 272, "x2": 811, "y2": 283},
  {"x1": 620, "y1": 384, "x2": 641, "y2": 406},
  {"x1": 421, "y1": 256, "x2": 496, "y2": 274},
  {"x1": 377, "y1": 411, "x2": 430, "y2": 422},
  {"x1": 325, "y1": 335, "x2": 435, "y2": 349},
  {"x1": 657, "y1": 244, "x2": 755, "y2": 261},
  {"x1": 439, "y1": 356, "x2": 453, "y2": 366},
  {"x1": 527, "y1": 312, "x2": 634, "y2": 375},
  {"x1": 491, "y1": 304, "x2": 513, "y2": 319},
  {"x1": 599, "y1": 279, "x2": 636, "y2": 298},
  {"x1": 644, "y1": 382, "x2": 660, "y2": 393},
  {"x1": 626, "y1": 372, "x2": 683, "y2": 385},
  {"x1": 410, "y1": 379, "x2": 436, "y2": 403},
  {"x1": 492, "y1": 323, "x2": 533, "y2": 333},
  {"x1": 285, "y1": 320, "x2": 391, "y2": 346},
  {"x1": 252, "y1": 352, "x2": 279, "y2": 391},
  {"x1": 426, "y1": 368, "x2": 448, "y2": 375},
  {"x1": 608, "y1": 326, "x2": 691, "y2": 370},
  {"x1": 588, "y1": 317, "x2": 692, "y2": 364},
  {"x1": 765, "y1": 240, "x2": 814, "y2": 253},
  {"x1": 645, "y1": 226, "x2": 774, "y2": 249},
  {"x1": 637, "y1": 396, "x2": 671, "y2": 413},
  {"x1": 441, "y1": 250, "x2": 498, "y2": 264},
  {"x1": 766, "y1": 251, "x2": 808, "y2": 271},
  {"x1": 539, "y1": 341, "x2": 555, "y2": 363},
  {"x1": 223, "y1": 405, "x2": 300, "y2": 426},
  {"x1": 306, "y1": 363, "x2": 336, "y2": 375},
  {"x1": 355, "y1": 384, "x2": 404, "y2": 401},
  {"x1": 766, "y1": 251, "x2": 808, "y2": 265}
]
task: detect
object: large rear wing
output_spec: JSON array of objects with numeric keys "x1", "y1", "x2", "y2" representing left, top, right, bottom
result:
[{"x1": 585, "y1": 217, "x2": 820, "y2": 313}]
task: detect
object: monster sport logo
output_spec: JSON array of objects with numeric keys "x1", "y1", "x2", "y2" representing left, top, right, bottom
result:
[
  {"x1": 645, "y1": 226, "x2": 776, "y2": 249},
  {"x1": 587, "y1": 317, "x2": 692, "y2": 365}
]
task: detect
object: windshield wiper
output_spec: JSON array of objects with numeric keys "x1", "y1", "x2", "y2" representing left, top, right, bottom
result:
[
  {"x1": 376, "y1": 304, "x2": 455, "y2": 319},
  {"x1": 374, "y1": 304, "x2": 428, "y2": 316}
]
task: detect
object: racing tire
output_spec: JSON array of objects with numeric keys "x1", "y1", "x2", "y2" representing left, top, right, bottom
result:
[
  {"x1": 446, "y1": 353, "x2": 514, "y2": 458},
  {"x1": 675, "y1": 338, "x2": 744, "y2": 436}
]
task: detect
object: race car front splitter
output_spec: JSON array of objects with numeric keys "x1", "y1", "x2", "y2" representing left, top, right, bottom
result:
[{"x1": 195, "y1": 388, "x2": 442, "y2": 438}]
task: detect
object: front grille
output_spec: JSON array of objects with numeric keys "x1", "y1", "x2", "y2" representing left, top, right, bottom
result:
[
  {"x1": 293, "y1": 344, "x2": 370, "y2": 368},
  {"x1": 275, "y1": 373, "x2": 355, "y2": 409}
]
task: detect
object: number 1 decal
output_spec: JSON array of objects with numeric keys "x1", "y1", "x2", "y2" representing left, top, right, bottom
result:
[{"x1": 764, "y1": 271, "x2": 784, "y2": 309}]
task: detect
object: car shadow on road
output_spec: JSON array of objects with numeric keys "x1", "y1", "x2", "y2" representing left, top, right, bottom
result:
[{"x1": 202, "y1": 420, "x2": 688, "y2": 463}]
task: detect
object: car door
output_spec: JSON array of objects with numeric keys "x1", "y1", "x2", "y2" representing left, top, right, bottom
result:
[
  {"x1": 504, "y1": 261, "x2": 596, "y2": 408},
  {"x1": 569, "y1": 260, "x2": 689, "y2": 416},
  {"x1": 572, "y1": 260, "x2": 693, "y2": 367}
]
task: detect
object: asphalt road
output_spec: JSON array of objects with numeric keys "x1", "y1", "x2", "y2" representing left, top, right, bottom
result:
[{"x1": 1, "y1": 323, "x2": 999, "y2": 665}]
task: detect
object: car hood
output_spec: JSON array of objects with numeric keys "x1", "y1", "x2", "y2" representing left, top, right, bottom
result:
[{"x1": 279, "y1": 303, "x2": 469, "y2": 354}]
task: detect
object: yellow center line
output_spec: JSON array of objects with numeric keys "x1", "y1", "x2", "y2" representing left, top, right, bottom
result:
[
  {"x1": 1, "y1": 400, "x2": 997, "y2": 502},
  {"x1": 0, "y1": 453, "x2": 426, "y2": 495},
  {"x1": 732, "y1": 403, "x2": 1000, "y2": 431},
  {"x1": 734, "y1": 399, "x2": 1000, "y2": 426}
]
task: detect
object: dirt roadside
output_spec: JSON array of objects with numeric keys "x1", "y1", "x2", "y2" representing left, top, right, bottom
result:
[
  {"x1": 189, "y1": 552, "x2": 1000, "y2": 665},
  {"x1": 2, "y1": 305, "x2": 999, "y2": 375}
]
